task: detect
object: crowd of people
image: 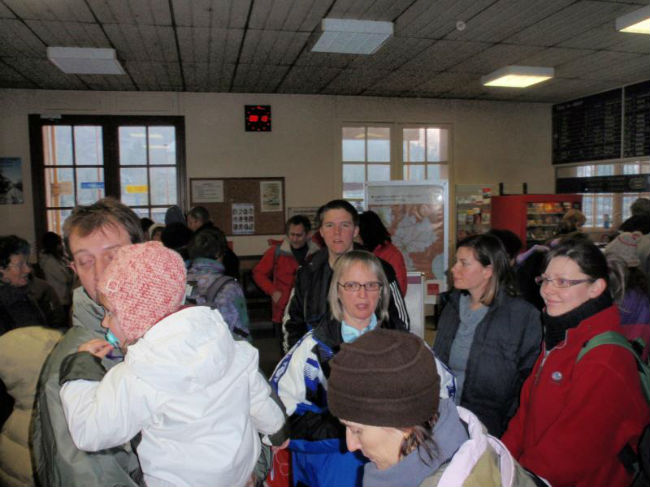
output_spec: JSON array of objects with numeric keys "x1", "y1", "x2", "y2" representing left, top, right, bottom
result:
[{"x1": 0, "y1": 196, "x2": 649, "y2": 487}]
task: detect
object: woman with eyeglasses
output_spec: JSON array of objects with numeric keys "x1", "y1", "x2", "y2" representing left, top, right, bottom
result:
[
  {"x1": 502, "y1": 238, "x2": 650, "y2": 487},
  {"x1": 433, "y1": 233, "x2": 542, "y2": 437},
  {"x1": 0, "y1": 235, "x2": 65, "y2": 336},
  {"x1": 270, "y1": 250, "x2": 453, "y2": 487}
]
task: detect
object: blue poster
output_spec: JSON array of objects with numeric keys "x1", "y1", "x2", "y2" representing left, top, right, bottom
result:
[
  {"x1": 0, "y1": 157, "x2": 23, "y2": 205},
  {"x1": 81, "y1": 182, "x2": 105, "y2": 190}
]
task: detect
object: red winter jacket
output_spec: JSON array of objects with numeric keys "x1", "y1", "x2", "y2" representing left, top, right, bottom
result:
[
  {"x1": 372, "y1": 242, "x2": 407, "y2": 296},
  {"x1": 502, "y1": 304, "x2": 650, "y2": 487},
  {"x1": 252, "y1": 239, "x2": 320, "y2": 323}
]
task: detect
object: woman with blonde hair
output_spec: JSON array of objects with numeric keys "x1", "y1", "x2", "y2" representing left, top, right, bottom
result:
[{"x1": 272, "y1": 250, "x2": 454, "y2": 487}]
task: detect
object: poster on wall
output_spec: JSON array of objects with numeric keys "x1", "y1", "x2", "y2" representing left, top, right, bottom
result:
[
  {"x1": 260, "y1": 180, "x2": 283, "y2": 212},
  {"x1": 288, "y1": 206, "x2": 320, "y2": 230},
  {"x1": 366, "y1": 181, "x2": 448, "y2": 303},
  {"x1": 191, "y1": 179, "x2": 224, "y2": 203},
  {"x1": 0, "y1": 157, "x2": 24, "y2": 205},
  {"x1": 232, "y1": 203, "x2": 255, "y2": 235}
]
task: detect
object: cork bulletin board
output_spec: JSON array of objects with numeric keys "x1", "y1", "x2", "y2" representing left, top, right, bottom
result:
[{"x1": 189, "y1": 177, "x2": 285, "y2": 236}]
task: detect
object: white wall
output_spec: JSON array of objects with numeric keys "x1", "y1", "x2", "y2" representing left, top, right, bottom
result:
[{"x1": 0, "y1": 89, "x2": 554, "y2": 256}]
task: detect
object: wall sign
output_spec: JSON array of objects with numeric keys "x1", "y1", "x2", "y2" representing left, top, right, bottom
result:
[{"x1": 245, "y1": 105, "x2": 271, "y2": 132}]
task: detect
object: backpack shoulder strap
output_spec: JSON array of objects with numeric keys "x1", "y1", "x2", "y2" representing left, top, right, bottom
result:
[
  {"x1": 206, "y1": 275, "x2": 236, "y2": 305},
  {"x1": 577, "y1": 330, "x2": 636, "y2": 362}
]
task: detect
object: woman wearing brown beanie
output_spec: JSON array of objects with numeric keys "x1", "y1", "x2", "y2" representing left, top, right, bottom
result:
[
  {"x1": 328, "y1": 328, "x2": 539, "y2": 487},
  {"x1": 270, "y1": 251, "x2": 455, "y2": 487}
]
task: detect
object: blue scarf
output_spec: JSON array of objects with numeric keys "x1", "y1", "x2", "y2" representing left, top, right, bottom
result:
[{"x1": 341, "y1": 314, "x2": 378, "y2": 343}]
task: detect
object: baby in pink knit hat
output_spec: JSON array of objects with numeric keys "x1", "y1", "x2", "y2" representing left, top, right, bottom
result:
[{"x1": 58, "y1": 242, "x2": 287, "y2": 486}]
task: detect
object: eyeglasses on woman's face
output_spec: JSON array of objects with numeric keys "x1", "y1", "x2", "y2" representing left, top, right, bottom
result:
[
  {"x1": 337, "y1": 281, "x2": 383, "y2": 293},
  {"x1": 534, "y1": 275, "x2": 594, "y2": 288}
]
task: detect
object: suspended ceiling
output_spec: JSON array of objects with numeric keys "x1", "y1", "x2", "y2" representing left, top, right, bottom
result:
[{"x1": 0, "y1": 0, "x2": 649, "y2": 103}]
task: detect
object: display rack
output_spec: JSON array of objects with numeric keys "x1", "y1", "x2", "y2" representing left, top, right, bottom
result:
[
  {"x1": 455, "y1": 185, "x2": 496, "y2": 241},
  {"x1": 491, "y1": 194, "x2": 582, "y2": 249}
]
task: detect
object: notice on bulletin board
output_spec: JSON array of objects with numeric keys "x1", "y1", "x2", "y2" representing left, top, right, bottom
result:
[
  {"x1": 232, "y1": 203, "x2": 255, "y2": 235},
  {"x1": 260, "y1": 180, "x2": 283, "y2": 212},
  {"x1": 191, "y1": 179, "x2": 224, "y2": 203}
]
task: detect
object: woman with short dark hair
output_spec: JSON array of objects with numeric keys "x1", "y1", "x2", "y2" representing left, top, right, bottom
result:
[
  {"x1": 0, "y1": 235, "x2": 65, "y2": 335},
  {"x1": 503, "y1": 238, "x2": 650, "y2": 487},
  {"x1": 433, "y1": 233, "x2": 542, "y2": 436}
]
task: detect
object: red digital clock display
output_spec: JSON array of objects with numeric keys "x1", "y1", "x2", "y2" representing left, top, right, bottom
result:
[{"x1": 245, "y1": 105, "x2": 271, "y2": 132}]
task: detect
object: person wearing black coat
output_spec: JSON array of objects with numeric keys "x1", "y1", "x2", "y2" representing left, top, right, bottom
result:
[{"x1": 433, "y1": 234, "x2": 542, "y2": 437}]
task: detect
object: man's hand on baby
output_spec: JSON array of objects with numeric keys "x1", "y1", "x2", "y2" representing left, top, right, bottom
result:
[{"x1": 78, "y1": 339, "x2": 114, "y2": 358}]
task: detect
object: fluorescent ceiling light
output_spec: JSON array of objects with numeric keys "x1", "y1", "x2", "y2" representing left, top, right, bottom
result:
[
  {"x1": 616, "y1": 5, "x2": 650, "y2": 34},
  {"x1": 312, "y1": 18, "x2": 393, "y2": 55},
  {"x1": 47, "y1": 47, "x2": 125, "y2": 75},
  {"x1": 481, "y1": 65, "x2": 554, "y2": 88}
]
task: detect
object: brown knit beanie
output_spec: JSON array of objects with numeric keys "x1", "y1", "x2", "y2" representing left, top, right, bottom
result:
[{"x1": 328, "y1": 328, "x2": 440, "y2": 427}]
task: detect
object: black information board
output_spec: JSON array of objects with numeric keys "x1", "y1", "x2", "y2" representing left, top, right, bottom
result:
[
  {"x1": 624, "y1": 80, "x2": 650, "y2": 159},
  {"x1": 556, "y1": 174, "x2": 650, "y2": 193},
  {"x1": 553, "y1": 88, "x2": 622, "y2": 164}
]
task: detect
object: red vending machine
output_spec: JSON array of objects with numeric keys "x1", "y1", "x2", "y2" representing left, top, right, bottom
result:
[{"x1": 491, "y1": 194, "x2": 582, "y2": 250}]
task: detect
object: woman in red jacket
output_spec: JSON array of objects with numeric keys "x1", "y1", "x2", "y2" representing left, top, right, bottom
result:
[
  {"x1": 502, "y1": 238, "x2": 649, "y2": 487},
  {"x1": 358, "y1": 211, "x2": 407, "y2": 296}
]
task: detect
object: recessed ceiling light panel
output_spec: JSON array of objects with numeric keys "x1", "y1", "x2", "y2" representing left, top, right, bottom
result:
[
  {"x1": 312, "y1": 19, "x2": 393, "y2": 55},
  {"x1": 481, "y1": 65, "x2": 554, "y2": 88},
  {"x1": 47, "y1": 47, "x2": 125, "y2": 75},
  {"x1": 616, "y1": 5, "x2": 650, "y2": 34}
]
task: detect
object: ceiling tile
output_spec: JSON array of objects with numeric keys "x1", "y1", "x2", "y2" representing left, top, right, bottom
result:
[
  {"x1": 87, "y1": 0, "x2": 171, "y2": 25},
  {"x1": 25, "y1": 20, "x2": 110, "y2": 47},
  {"x1": 77, "y1": 73, "x2": 137, "y2": 90},
  {"x1": 232, "y1": 63, "x2": 290, "y2": 93},
  {"x1": 4, "y1": 0, "x2": 94, "y2": 22},
  {"x1": 449, "y1": 43, "x2": 543, "y2": 73},
  {"x1": 104, "y1": 24, "x2": 178, "y2": 62},
  {"x1": 400, "y1": 39, "x2": 490, "y2": 72},
  {"x1": 5, "y1": 56, "x2": 87, "y2": 89},
  {"x1": 396, "y1": 0, "x2": 494, "y2": 39},
  {"x1": 172, "y1": 0, "x2": 250, "y2": 29},
  {"x1": 277, "y1": 66, "x2": 342, "y2": 94},
  {"x1": 321, "y1": 68, "x2": 391, "y2": 95},
  {"x1": 126, "y1": 61, "x2": 182, "y2": 90},
  {"x1": 505, "y1": 1, "x2": 630, "y2": 47},
  {"x1": 0, "y1": 19, "x2": 46, "y2": 57},
  {"x1": 349, "y1": 37, "x2": 436, "y2": 71},
  {"x1": 240, "y1": 30, "x2": 309, "y2": 65},
  {"x1": 556, "y1": 50, "x2": 642, "y2": 78}
]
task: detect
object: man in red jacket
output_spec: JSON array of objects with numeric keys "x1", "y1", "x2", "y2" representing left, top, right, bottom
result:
[{"x1": 253, "y1": 215, "x2": 320, "y2": 347}]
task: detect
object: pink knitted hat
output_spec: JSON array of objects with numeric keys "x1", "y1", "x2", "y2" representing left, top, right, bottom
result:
[{"x1": 98, "y1": 241, "x2": 187, "y2": 343}]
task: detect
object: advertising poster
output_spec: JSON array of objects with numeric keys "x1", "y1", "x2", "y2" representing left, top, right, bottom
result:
[
  {"x1": 0, "y1": 157, "x2": 24, "y2": 205},
  {"x1": 366, "y1": 181, "x2": 448, "y2": 301},
  {"x1": 232, "y1": 203, "x2": 255, "y2": 235}
]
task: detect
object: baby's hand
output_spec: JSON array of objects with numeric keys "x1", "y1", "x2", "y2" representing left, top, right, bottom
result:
[{"x1": 78, "y1": 339, "x2": 114, "y2": 358}]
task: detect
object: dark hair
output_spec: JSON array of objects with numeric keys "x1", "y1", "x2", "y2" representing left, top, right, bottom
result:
[
  {"x1": 188, "y1": 227, "x2": 228, "y2": 261},
  {"x1": 286, "y1": 215, "x2": 311, "y2": 234},
  {"x1": 400, "y1": 414, "x2": 439, "y2": 466},
  {"x1": 456, "y1": 234, "x2": 516, "y2": 304},
  {"x1": 41, "y1": 231, "x2": 64, "y2": 258},
  {"x1": 619, "y1": 214, "x2": 650, "y2": 234},
  {"x1": 62, "y1": 198, "x2": 144, "y2": 259},
  {"x1": 140, "y1": 217, "x2": 154, "y2": 233},
  {"x1": 486, "y1": 229, "x2": 522, "y2": 261},
  {"x1": 631, "y1": 197, "x2": 650, "y2": 217},
  {"x1": 359, "y1": 211, "x2": 391, "y2": 251},
  {"x1": 161, "y1": 222, "x2": 193, "y2": 252},
  {"x1": 316, "y1": 200, "x2": 359, "y2": 227},
  {"x1": 0, "y1": 235, "x2": 30, "y2": 268},
  {"x1": 545, "y1": 238, "x2": 609, "y2": 287},
  {"x1": 187, "y1": 206, "x2": 210, "y2": 224}
]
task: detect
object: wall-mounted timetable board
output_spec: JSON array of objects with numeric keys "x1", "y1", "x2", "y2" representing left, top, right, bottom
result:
[
  {"x1": 189, "y1": 177, "x2": 285, "y2": 236},
  {"x1": 552, "y1": 88, "x2": 622, "y2": 164},
  {"x1": 624, "y1": 80, "x2": 650, "y2": 159}
]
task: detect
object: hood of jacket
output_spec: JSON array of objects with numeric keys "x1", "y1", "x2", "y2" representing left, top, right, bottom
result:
[{"x1": 125, "y1": 306, "x2": 239, "y2": 394}]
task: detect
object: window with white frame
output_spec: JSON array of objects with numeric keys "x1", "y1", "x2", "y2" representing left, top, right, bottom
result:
[
  {"x1": 342, "y1": 126, "x2": 391, "y2": 209},
  {"x1": 403, "y1": 127, "x2": 449, "y2": 181},
  {"x1": 341, "y1": 124, "x2": 450, "y2": 207}
]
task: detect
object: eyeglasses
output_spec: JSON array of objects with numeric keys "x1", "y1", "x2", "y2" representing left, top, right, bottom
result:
[
  {"x1": 534, "y1": 275, "x2": 594, "y2": 288},
  {"x1": 337, "y1": 281, "x2": 383, "y2": 293}
]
